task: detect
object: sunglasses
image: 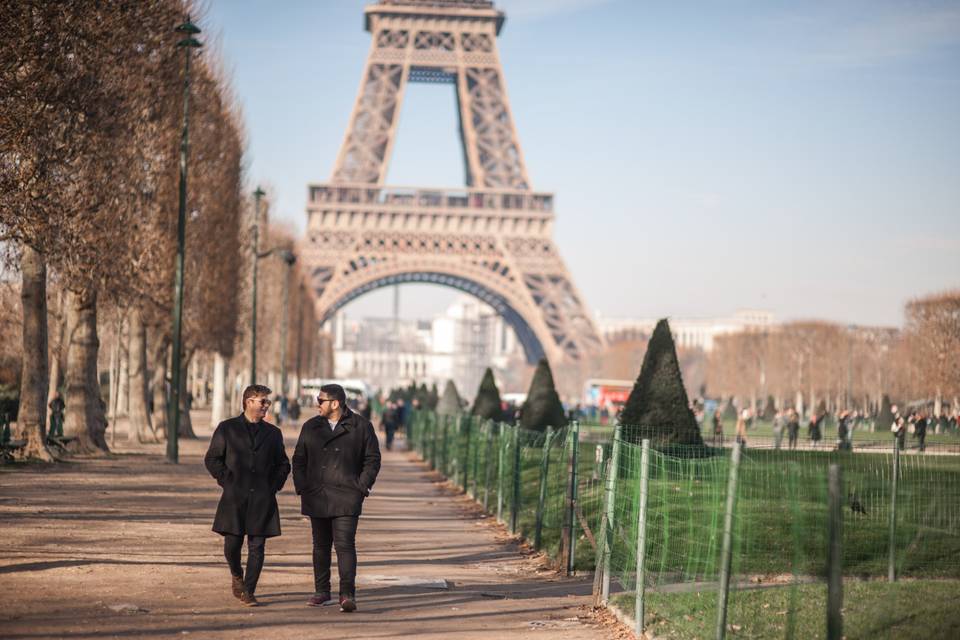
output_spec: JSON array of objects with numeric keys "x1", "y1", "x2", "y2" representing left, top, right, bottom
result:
[{"x1": 316, "y1": 397, "x2": 337, "y2": 405}]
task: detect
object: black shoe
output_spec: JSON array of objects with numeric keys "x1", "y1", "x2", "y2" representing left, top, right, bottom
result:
[
  {"x1": 307, "y1": 592, "x2": 334, "y2": 607},
  {"x1": 231, "y1": 574, "x2": 244, "y2": 599},
  {"x1": 339, "y1": 595, "x2": 356, "y2": 613}
]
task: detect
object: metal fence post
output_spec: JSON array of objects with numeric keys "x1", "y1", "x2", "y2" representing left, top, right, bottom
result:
[
  {"x1": 471, "y1": 418, "x2": 480, "y2": 498},
  {"x1": 634, "y1": 438, "x2": 651, "y2": 637},
  {"x1": 716, "y1": 441, "x2": 743, "y2": 640},
  {"x1": 441, "y1": 416, "x2": 450, "y2": 477},
  {"x1": 430, "y1": 413, "x2": 438, "y2": 469},
  {"x1": 462, "y1": 415, "x2": 471, "y2": 493},
  {"x1": 483, "y1": 421, "x2": 494, "y2": 511},
  {"x1": 827, "y1": 464, "x2": 844, "y2": 640},
  {"x1": 497, "y1": 427, "x2": 506, "y2": 523},
  {"x1": 566, "y1": 421, "x2": 581, "y2": 575},
  {"x1": 888, "y1": 445, "x2": 900, "y2": 582},
  {"x1": 534, "y1": 427, "x2": 555, "y2": 551},
  {"x1": 601, "y1": 424, "x2": 623, "y2": 604},
  {"x1": 510, "y1": 425, "x2": 522, "y2": 534}
]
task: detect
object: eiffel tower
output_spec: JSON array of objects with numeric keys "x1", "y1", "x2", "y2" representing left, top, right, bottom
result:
[{"x1": 303, "y1": 0, "x2": 603, "y2": 369}]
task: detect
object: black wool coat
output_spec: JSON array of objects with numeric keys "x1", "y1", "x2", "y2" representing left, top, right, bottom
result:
[
  {"x1": 292, "y1": 408, "x2": 381, "y2": 518},
  {"x1": 204, "y1": 415, "x2": 291, "y2": 538}
]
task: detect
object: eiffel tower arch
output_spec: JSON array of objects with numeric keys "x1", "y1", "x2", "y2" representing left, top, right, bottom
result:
[{"x1": 303, "y1": 0, "x2": 603, "y2": 368}]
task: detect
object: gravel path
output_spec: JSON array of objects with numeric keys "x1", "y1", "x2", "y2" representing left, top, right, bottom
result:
[{"x1": 0, "y1": 412, "x2": 618, "y2": 639}]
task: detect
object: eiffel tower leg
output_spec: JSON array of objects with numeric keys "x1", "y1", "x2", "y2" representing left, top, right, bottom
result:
[
  {"x1": 332, "y1": 59, "x2": 410, "y2": 184},
  {"x1": 456, "y1": 66, "x2": 530, "y2": 189}
]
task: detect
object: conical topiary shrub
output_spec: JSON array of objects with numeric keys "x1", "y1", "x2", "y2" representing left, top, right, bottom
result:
[
  {"x1": 520, "y1": 358, "x2": 568, "y2": 432},
  {"x1": 762, "y1": 395, "x2": 776, "y2": 420},
  {"x1": 436, "y1": 380, "x2": 463, "y2": 416},
  {"x1": 722, "y1": 398, "x2": 738, "y2": 421},
  {"x1": 471, "y1": 368, "x2": 502, "y2": 421},
  {"x1": 876, "y1": 394, "x2": 894, "y2": 431},
  {"x1": 620, "y1": 319, "x2": 703, "y2": 447},
  {"x1": 815, "y1": 399, "x2": 827, "y2": 417}
]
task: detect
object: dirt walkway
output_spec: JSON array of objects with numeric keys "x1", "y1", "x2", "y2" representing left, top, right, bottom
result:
[{"x1": 0, "y1": 413, "x2": 619, "y2": 639}]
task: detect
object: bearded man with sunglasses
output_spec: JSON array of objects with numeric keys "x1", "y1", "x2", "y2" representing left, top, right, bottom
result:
[
  {"x1": 293, "y1": 383, "x2": 381, "y2": 612},
  {"x1": 204, "y1": 384, "x2": 290, "y2": 607}
]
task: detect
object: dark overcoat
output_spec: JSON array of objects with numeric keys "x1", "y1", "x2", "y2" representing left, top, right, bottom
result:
[
  {"x1": 292, "y1": 408, "x2": 381, "y2": 518},
  {"x1": 204, "y1": 415, "x2": 290, "y2": 537}
]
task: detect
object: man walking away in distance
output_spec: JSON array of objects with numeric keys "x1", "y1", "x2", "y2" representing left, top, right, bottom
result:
[
  {"x1": 204, "y1": 384, "x2": 290, "y2": 607},
  {"x1": 293, "y1": 383, "x2": 381, "y2": 612}
]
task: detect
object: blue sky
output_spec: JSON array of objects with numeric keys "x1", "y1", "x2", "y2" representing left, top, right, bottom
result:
[{"x1": 205, "y1": 0, "x2": 960, "y2": 327}]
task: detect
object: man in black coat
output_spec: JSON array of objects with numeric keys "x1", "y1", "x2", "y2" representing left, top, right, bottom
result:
[
  {"x1": 293, "y1": 383, "x2": 381, "y2": 612},
  {"x1": 204, "y1": 384, "x2": 290, "y2": 607}
]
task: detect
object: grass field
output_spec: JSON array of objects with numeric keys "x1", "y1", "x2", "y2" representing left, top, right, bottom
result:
[
  {"x1": 412, "y1": 418, "x2": 960, "y2": 580},
  {"x1": 612, "y1": 579, "x2": 960, "y2": 639}
]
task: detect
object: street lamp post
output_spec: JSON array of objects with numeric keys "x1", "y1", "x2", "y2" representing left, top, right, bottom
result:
[
  {"x1": 167, "y1": 16, "x2": 201, "y2": 464},
  {"x1": 294, "y1": 281, "x2": 305, "y2": 400},
  {"x1": 249, "y1": 186, "x2": 265, "y2": 385},
  {"x1": 846, "y1": 324, "x2": 855, "y2": 410},
  {"x1": 279, "y1": 250, "x2": 296, "y2": 401}
]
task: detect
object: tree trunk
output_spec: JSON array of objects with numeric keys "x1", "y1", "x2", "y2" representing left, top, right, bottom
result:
[
  {"x1": 108, "y1": 320, "x2": 120, "y2": 424},
  {"x1": 127, "y1": 308, "x2": 156, "y2": 443},
  {"x1": 15, "y1": 246, "x2": 54, "y2": 461},
  {"x1": 117, "y1": 336, "x2": 129, "y2": 417},
  {"x1": 47, "y1": 289, "x2": 68, "y2": 426},
  {"x1": 211, "y1": 352, "x2": 227, "y2": 427},
  {"x1": 149, "y1": 336, "x2": 169, "y2": 440},
  {"x1": 63, "y1": 288, "x2": 109, "y2": 453}
]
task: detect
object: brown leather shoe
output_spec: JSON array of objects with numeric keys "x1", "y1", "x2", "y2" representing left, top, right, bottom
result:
[
  {"x1": 231, "y1": 574, "x2": 244, "y2": 599},
  {"x1": 307, "y1": 592, "x2": 333, "y2": 607},
  {"x1": 339, "y1": 595, "x2": 356, "y2": 613},
  {"x1": 240, "y1": 591, "x2": 259, "y2": 607}
]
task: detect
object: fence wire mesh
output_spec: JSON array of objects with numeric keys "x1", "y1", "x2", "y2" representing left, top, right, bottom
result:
[{"x1": 407, "y1": 411, "x2": 960, "y2": 638}]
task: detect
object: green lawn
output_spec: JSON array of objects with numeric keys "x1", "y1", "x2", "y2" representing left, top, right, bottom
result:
[
  {"x1": 612, "y1": 579, "x2": 960, "y2": 639},
  {"x1": 413, "y1": 417, "x2": 960, "y2": 581}
]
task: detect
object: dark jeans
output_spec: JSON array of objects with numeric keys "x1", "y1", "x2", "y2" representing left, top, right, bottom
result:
[
  {"x1": 311, "y1": 515, "x2": 359, "y2": 597},
  {"x1": 223, "y1": 534, "x2": 266, "y2": 595}
]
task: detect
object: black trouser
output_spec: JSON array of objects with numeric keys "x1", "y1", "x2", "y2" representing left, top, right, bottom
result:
[
  {"x1": 223, "y1": 534, "x2": 266, "y2": 595},
  {"x1": 311, "y1": 516, "x2": 359, "y2": 597}
]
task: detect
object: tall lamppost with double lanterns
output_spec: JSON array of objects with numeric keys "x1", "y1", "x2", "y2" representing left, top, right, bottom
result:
[{"x1": 167, "y1": 16, "x2": 201, "y2": 464}]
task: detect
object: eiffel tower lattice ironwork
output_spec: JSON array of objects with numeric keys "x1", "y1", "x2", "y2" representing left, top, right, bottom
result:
[{"x1": 303, "y1": 0, "x2": 603, "y2": 365}]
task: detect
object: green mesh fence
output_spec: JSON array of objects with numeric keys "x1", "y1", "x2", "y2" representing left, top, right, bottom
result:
[{"x1": 408, "y1": 411, "x2": 960, "y2": 638}]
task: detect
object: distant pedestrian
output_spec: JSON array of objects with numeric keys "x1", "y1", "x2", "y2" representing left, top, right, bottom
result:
[
  {"x1": 204, "y1": 384, "x2": 290, "y2": 607},
  {"x1": 787, "y1": 410, "x2": 800, "y2": 449},
  {"x1": 713, "y1": 409, "x2": 724, "y2": 447},
  {"x1": 48, "y1": 392, "x2": 65, "y2": 436},
  {"x1": 809, "y1": 412, "x2": 822, "y2": 447},
  {"x1": 383, "y1": 402, "x2": 399, "y2": 451},
  {"x1": 772, "y1": 410, "x2": 785, "y2": 450},
  {"x1": 891, "y1": 405, "x2": 906, "y2": 451},
  {"x1": 837, "y1": 410, "x2": 852, "y2": 451},
  {"x1": 915, "y1": 412, "x2": 927, "y2": 452},
  {"x1": 736, "y1": 409, "x2": 749, "y2": 447}
]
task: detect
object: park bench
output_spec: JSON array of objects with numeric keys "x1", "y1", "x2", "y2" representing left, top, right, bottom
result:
[
  {"x1": 1, "y1": 414, "x2": 26, "y2": 457},
  {"x1": 46, "y1": 413, "x2": 77, "y2": 449}
]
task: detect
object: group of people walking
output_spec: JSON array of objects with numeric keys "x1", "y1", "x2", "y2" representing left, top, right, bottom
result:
[
  {"x1": 711, "y1": 403, "x2": 939, "y2": 452},
  {"x1": 204, "y1": 383, "x2": 381, "y2": 611}
]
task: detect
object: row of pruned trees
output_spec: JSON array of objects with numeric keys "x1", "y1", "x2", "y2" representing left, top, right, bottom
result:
[
  {"x1": 0, "y1": 1, "x2": 319, "y2": 460},
  {"x1": 706, "y1": 290, "x2": 960, "y2": 417}
]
